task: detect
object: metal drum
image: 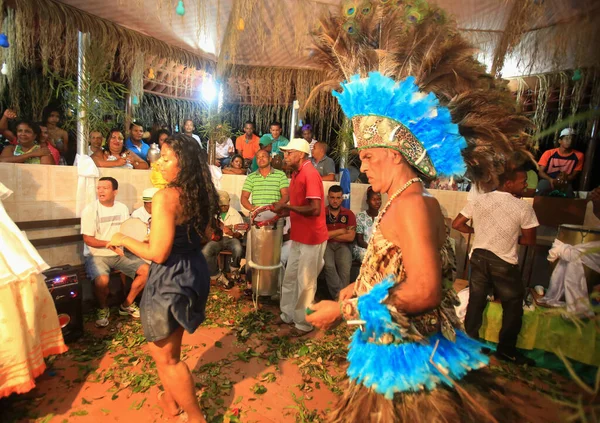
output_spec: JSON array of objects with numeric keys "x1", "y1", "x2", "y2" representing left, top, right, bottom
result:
[
  {"x1": 248, "y1": 206, "x2": 284, "y2": 296},
  {"x1": 557, "y1": 224, "x2": 600, "y2": 289}
]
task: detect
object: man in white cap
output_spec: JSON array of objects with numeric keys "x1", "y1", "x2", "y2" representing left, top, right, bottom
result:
[
  {"x1": 202, "y1": 190, "x2": 246, "y2": 290},
  {"x1": 131, "y1": 187, "x2": 159, "y2": 224},
  {"x1": 537, "y1": 128, "x2": 584, "y2": 197},
  {"x1": 273, "y1": 138, "x2": 328, "y2": 337}
]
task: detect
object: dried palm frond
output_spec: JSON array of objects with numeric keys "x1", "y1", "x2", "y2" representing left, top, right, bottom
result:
[
  {"x1": 308, "y1": 0, "x2": 536, "y2": 190},
  {"x1": 14, "y1": 0, "x2": 214, "y2": 78}
]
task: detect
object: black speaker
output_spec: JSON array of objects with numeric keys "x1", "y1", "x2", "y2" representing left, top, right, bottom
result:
[{"x1": 43, "y1": 265, "x2": 84, "y2": 343}]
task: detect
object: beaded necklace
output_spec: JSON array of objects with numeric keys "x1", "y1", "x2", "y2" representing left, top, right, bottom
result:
[{"x1": 374, "y1": 177, "x2": 421, "y2": 229}]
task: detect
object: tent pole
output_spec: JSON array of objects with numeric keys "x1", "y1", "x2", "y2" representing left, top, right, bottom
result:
[
  {"x1": 580, "y1": 117, "x2": 598, "y2": 191},
  {"x1": 76, "y1": 32, "x2": 89, "y2": 156}
]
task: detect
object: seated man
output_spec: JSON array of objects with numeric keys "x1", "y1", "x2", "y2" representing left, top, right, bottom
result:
[
  {"x1": 236, "y1": 121, "x2": 261, "y2": 161},
  {"x1": 260, "y1": 121, "x2": 289, "y2": 156},
  {"x1": 81, "y1": 177, "x2": 149, "y2": 328},
  {"x1": 202, "y1": 191, "x2": 246, "y2": 290},
  {"x1": 311, "y1": 141, "x2": 336, "y2": 181},
  {"x1": 131, "y1": 187, "x2": 159, "y2": 224},
  {"x1": 537, "y1": 128, "x2": 584, "y2": 197},
  {"x1": 323, "y1": 185, "x2": 356, "y2": 300}
]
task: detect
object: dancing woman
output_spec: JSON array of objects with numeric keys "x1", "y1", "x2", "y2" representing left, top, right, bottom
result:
[{"x1": 108, "y1": 134, "x2": 219, "y2": 422}]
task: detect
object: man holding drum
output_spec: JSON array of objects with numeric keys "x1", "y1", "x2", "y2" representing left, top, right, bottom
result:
[
  {"x1": 274, "y1": 139, "x2": 328, "y2": 337},
  {"x1": 81, "y1": 177, "x2": 149, "y2": 327}
]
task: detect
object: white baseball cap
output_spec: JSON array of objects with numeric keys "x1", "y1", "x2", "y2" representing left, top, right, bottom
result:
[
  {"x1": 142, "y1": 187, "x2": 159, "y2": 202},
  {"x1": 279, "y1": 138, "x2": 311, "y2": 155},
  {"x1": 560, "y1": 128, "x2": 575, "y2": 137}
]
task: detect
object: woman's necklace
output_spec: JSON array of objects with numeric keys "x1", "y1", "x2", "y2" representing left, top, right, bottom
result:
[{"x1": 375, "y1": 177, "x2": 422, "y2": 227}]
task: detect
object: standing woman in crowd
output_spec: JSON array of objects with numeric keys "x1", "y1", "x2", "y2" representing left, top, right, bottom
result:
[
  {"x1": 42, "y1": 107, "x2": 69, "y2": 164},
  {"x1": 108, "y1": 134, "x2": 219, "y2": 422},
  {"x1": 0, "y1": 120, "x2": 54, "y2": 164},
  {"x1": 91, "y1": 129, "x2": 149, "y2": 169}
]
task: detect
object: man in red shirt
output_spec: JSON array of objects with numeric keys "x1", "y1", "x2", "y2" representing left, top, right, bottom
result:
[
  {"x1": 273, "y1": 138, "x2": 328, "y2": 336},
  {"x1": 235, "y1": 121, "x2": 261, "y2": 161},
  {"x1": 537, "y1": 128, "x2": 584, "y2": 197},
  {"x1": 324, "y1": 185, "x2": 356, "y2": 299}
]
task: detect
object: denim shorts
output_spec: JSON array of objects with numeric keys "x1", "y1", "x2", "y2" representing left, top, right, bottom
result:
[{"x1": 85, "y1": 253, "x2": 145, "y2": 281}]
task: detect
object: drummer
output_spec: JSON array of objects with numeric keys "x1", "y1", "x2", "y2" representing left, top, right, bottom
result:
[
  {"x1": 131, "y1": 187, "x2": 160, "y2": 225},
  {"x1": 81, "y1": 177, "x2": 149, "y2": 327},
  {"x1": 452, "y1": 155, "x2": 538, "y2": 365}
]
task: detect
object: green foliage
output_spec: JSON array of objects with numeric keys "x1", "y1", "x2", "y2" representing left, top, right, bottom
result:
[{"x1": 49, "y1": 40, "x2": 128, "y2": 138}]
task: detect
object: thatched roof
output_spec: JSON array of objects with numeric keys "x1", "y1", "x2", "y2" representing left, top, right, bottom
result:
[{"x1": 56, "y1": 0, "x2": 599, "y2": 77}]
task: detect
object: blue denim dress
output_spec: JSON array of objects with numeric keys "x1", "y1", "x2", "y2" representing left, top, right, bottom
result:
[{"x1": 141, "y1": 224, "x2": 210, "y2": 342}]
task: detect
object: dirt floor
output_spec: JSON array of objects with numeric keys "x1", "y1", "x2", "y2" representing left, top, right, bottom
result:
[{"x1": 1, "y1": 282, "x2": 597, "y2": 423}]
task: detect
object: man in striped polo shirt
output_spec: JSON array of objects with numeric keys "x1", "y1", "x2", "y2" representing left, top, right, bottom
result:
[
  {"x1": 241, "y1": 149, "x2": 289, "y2": 211},
  {"x1": 241, "y1": 149, "x2": 290, "y2": 296}
]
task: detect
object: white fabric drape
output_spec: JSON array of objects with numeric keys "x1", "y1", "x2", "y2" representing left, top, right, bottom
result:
[
  {"x1": 542, "y1": 239, "x2": 600, "y2": 318},
  {"x1": 75, "y1": 154, "x2": 100, "y2": 217}
]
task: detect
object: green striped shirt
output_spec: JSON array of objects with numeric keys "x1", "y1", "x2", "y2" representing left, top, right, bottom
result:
[{"x1": 242, "y1": 168, "x2": 289, "y2": 206}]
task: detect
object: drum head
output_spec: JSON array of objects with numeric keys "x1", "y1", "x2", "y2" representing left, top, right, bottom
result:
[
  {"x1": 560, "y1": 224, "x2": 600, "y2": 233},
  {"x1": 120, "y1": 218, "x2": 148, "y2": 242},
  {"x1": 251, "y1": 205, "x2": 280, "y2": 227}
]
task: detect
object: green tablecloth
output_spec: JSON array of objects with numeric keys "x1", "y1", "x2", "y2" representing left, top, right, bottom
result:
[{"x1": 479, "y1": 302, "x2": 599, "y2": 366}]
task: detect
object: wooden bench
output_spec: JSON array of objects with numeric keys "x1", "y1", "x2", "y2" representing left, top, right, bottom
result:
[{"x1": 15, "y1": 218, "x2": 82, "y2": 247}]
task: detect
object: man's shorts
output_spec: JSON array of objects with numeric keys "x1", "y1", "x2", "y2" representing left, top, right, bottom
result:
[{"x1": 85, "y1": 253, "x2": 146, "y2": 282}]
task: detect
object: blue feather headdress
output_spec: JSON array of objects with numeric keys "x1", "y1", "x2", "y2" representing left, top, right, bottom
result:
[{"x1": 332, "y1": 72, "x2": 467, "y2": 179}]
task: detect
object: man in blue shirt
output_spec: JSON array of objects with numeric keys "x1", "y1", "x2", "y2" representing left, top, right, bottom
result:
[
  {"x1": 125, "y1": 122, "x2": 149, "y2": 159},
  {"x1": 259, "y1": 121, "x2": 289, "y2": 156}
]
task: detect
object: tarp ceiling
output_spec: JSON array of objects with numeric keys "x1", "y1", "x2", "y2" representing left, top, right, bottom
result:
[{"x1": 58, "y1": 0, "x2": 599, "y2": 77}]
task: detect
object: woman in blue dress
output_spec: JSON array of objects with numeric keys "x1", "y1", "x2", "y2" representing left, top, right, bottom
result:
[{"x1": 108, "y1": 134, "x2": 218, "y2": 422}]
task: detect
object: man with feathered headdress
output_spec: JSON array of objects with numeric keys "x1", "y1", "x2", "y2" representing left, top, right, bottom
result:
[{"x1": 304, "y1": 1, "x2": 537, "y2": 421}]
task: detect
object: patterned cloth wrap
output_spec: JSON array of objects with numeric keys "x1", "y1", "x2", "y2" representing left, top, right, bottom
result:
[{"x1": 344, "y1": 225, "x2": 488, "y2": 399}]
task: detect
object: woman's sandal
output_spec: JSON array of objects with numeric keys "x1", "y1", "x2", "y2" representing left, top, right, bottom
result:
[{"x1": 158, "y1": 390, "x2": 184, "y2": 416}]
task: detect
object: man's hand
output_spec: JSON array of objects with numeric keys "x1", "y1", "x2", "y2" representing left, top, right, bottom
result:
[
  {"x1": 272, "y1": 202, "x2": 286, "y2": 214},
  {"x1": 3, "y1": 109, "x2": 16, "y2": 119},
  {"x1": 338, "y1": 283, "x2": 356, "y2": 301},
  {"x1": 223, "y1": 226, "x2": 234, "y2": 236},
  {"x1": 306, "y1": 300, "x2": 342, "y2": 331},
  {"x1": 32, "y1": 147, "x2": 52, "y2": 157}
]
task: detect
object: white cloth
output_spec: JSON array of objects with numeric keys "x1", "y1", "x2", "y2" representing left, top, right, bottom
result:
[
  {"x1": 131, "y1": 206, "x2": 151, "y2": 224},
  {"x1": 210, "y1": 165, "x2": 222, "y2": 190},
  {"x1": 280, "y1": 240, "x2": 327, "y2": 332},
  {"x1": 467, "y1": 183, "x2": 483, "y2": 202},
  {"x1": 220, "y1": 207, "x2": 244, "y2": 238},
  {"x1": 0, "y1": 183, "x2": 49, "y2": 286},
  {"x1": 80, "y1": 201, "x2": 130, "y2": 257},
  {"x1": 191, "y1": 133, "x2": 202, "y2": 148},
  {"x1": 215, "y1": 138, "x2": 234, "y2": 159},
  {"x1": 75, "y1": 154, "x2": 100, "y2": 217},
  {"x1": 584, "y1": 201, "x2": 600, "y2": 228},
  {"x1": 542, "y1": 239, "x2": 600, "y2": 318},
  {"x1": 460, "y1": 191, "x2": 539, "y2": 264}
]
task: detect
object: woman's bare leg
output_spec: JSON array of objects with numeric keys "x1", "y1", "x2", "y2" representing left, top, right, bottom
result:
[{"x1": 148, "y1": 327, "x2": 205, "y2": 422}]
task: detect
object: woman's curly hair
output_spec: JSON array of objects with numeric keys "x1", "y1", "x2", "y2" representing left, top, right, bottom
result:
[{"x1": 164, "y1": 134, "x2": 219, "y2": 238}]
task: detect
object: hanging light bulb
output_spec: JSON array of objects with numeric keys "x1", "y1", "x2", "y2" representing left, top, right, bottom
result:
[
  {"x1": 0, "y1": 33, "x2": 9, "y2": 48},
  {"x1": 176, "y1": 0, "x2": 185, "y2": 16},
  {"x1": 148, "y1": 68, "x2": 155, "y2": 79},
  {"x1": 1, "y1": 63, "x2": 8, "y2": 75}
]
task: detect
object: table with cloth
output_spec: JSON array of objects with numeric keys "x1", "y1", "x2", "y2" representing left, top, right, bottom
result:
[{"x1": 479, "y1": 301, "x2": 599, "y2": 366}]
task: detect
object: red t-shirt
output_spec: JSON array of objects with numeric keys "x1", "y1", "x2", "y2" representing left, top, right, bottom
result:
[
  {"x1": 326, "y1": 207, "x2": 356, "y2": 243},
  {"x1": 289, "y1": 160, "x2": 328, "y2": 245}
]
